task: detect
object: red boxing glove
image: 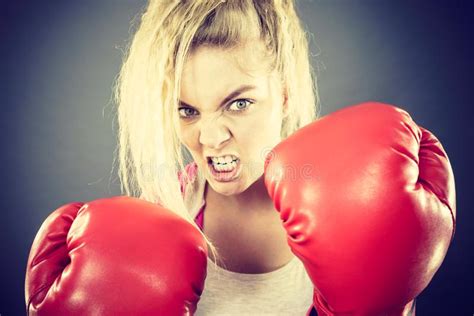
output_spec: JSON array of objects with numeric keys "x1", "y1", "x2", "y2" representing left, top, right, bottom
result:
[
  {"x1": 264, "y1": 102, "x2": 456, "y2": 316},
  {"x1": 25, "y1": 196, "x2": 208, "y2": 316}
]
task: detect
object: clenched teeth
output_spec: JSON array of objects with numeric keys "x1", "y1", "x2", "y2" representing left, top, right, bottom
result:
[{"x1": 209, "y1": 155, "x2": 239, "y2": 164}]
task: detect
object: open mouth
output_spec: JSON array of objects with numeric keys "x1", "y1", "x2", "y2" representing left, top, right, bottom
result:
[{"x1": 207, "y1": 156, "x2": 242, "y2": 182}]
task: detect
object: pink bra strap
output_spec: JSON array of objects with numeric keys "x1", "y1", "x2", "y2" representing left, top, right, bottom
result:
[{"x1": 178, "y1": 162, "x2": 205, "y2": 231}]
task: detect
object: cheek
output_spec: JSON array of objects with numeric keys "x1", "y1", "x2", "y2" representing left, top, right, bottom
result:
[
  {"x1": 178, "y1": 124, "x2": 199, "y2": 150},
  {"x1": 237, "y1": 121, "x2": 281, "y2": 161},
  {"x1": 254, "y1": 107, "x2": 283, "y2": 141}
]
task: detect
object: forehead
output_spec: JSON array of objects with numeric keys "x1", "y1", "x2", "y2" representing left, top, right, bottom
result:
[
  {"x1": 183, "y1": 42, "x2": 268, "y2": 73},
  {"x1": 180, "y1": 43, "x2": 272, "y2": 103}
]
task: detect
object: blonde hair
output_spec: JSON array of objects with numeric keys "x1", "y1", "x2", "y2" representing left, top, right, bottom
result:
[{"x1": 113, "y1": 0, "x2": 319, "y2": 259}]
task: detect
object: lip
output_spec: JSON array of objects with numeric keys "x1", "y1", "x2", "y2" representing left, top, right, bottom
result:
[
  {"x1": 207, "y1": 159, "x2": 242, "y2": 182},
  {"x1": 206, "y1": 154, "x2": 240, "y2": 161}
]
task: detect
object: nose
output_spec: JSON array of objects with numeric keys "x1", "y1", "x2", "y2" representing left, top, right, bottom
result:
[{"x1": 199, "y1": 114, "x2": 231, "y2": 149}]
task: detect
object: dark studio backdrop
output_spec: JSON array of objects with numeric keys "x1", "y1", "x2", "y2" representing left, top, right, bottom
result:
[{"x1": 1, "y1": 0, "x2": 472, "y2": 315}]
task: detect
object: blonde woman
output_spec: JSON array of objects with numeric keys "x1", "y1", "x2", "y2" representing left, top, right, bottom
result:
[{"x1": 25, "y1": 1, "x2": 456, "y2": 315}]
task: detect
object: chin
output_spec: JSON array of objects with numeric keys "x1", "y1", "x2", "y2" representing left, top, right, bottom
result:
[{"x1": 207, "y1": 176, "x2": 250, "y2": 196}]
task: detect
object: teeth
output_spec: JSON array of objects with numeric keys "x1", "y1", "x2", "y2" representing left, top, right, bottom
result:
[
  {"x1": 209, "y1": 155, "x2": 239, "y2": 172},
  {"x1": 210, "y1": 155, "x2": 238, "y2": 164},
  {"x1": 212, "y1": 160, "x2": 237, "y2": 172}
]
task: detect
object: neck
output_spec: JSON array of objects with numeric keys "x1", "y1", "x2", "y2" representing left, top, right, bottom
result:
[{"x1": 206, "y1": 176, "x2": 275, "y2": 215}]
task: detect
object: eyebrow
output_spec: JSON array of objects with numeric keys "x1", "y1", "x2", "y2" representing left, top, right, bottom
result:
[{"x1": 178, "y1": 84, "x2": 257, "y2": 109}]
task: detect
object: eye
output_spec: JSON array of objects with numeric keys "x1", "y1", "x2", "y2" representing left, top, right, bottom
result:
[
  {"x1": 178, "y1": 107, "x2": 198, "y2": 119},
  {"x1": 227, "y1": 99, "x2": 253, "y2": 113}
]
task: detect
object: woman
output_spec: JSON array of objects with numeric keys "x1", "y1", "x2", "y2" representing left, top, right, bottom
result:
[
  {"x1": 25, "y1": 1, "x2": 455, "y2": 315},
  {"x1": 115, "y1": 0, "x2": 317, "y2": 314}
]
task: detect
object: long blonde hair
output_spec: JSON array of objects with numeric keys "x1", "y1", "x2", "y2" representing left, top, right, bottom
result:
[{"x1": 113, "y1": 0, "x2": 319, "y2": 258}]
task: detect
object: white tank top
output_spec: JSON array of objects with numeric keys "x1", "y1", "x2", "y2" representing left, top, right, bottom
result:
[
  {"x1": 181, "y1": 163, "x2": 314, "y2": 315},
  {"x1": 196, "y1": 255, "x2": 314, "y2": 315}
]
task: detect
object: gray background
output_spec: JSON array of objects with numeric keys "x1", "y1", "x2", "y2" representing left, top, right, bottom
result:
[{"x1": 2, "y1": 0, "x2": 473, "y2": 314}]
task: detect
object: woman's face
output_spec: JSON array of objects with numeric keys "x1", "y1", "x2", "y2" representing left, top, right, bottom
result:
[{"x1": 178, "y1": 43, "x2": 286, "y2": 196}]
